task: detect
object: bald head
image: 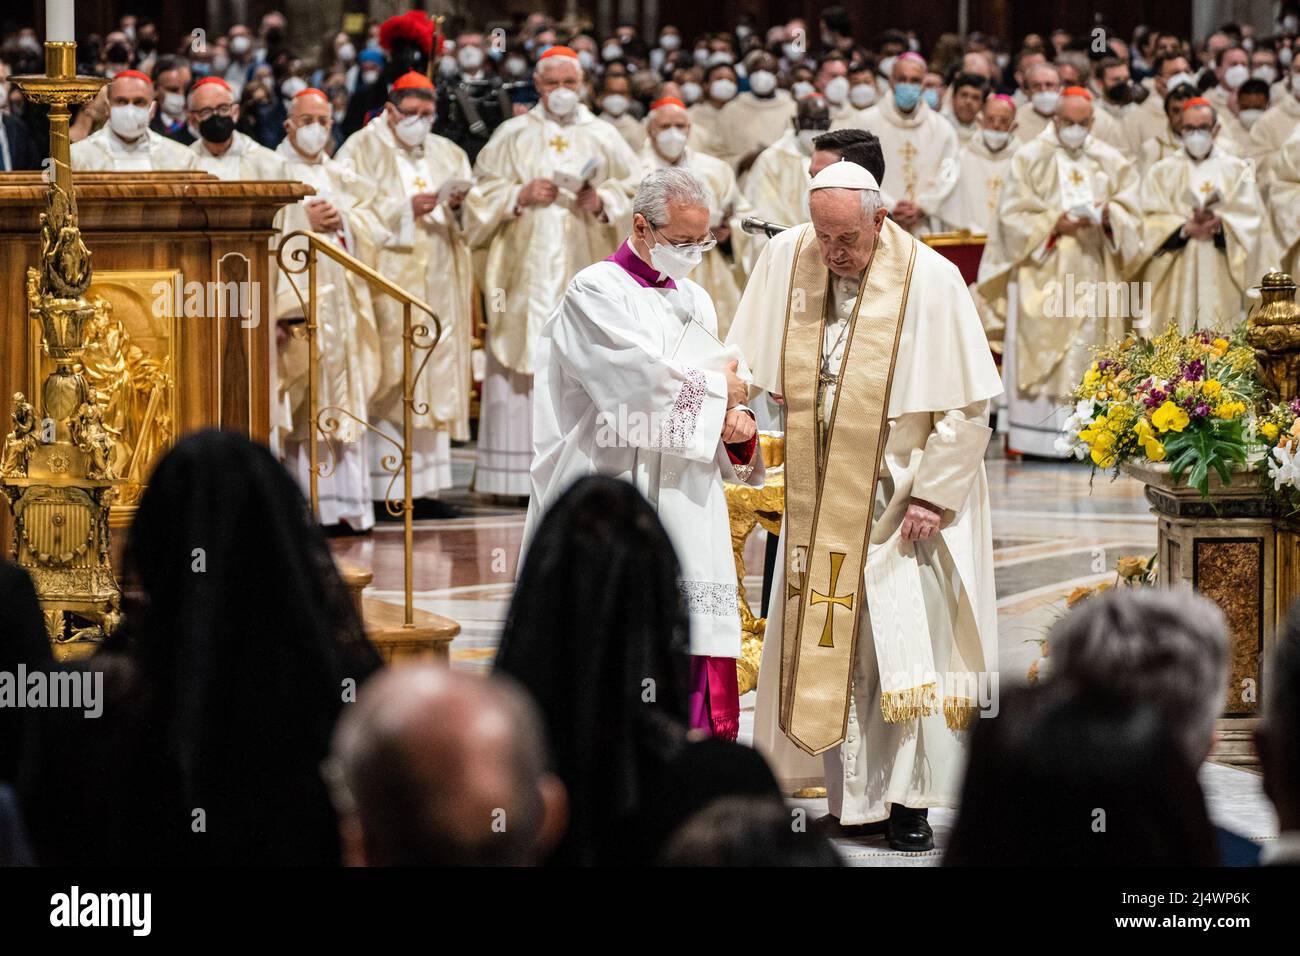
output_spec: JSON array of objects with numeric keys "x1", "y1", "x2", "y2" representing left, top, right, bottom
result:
[
  {"x1": 328, "y1": 665, "x2": 566, "y2": 866},
  {"x1": 108, "y1": 73, "x2": 153, "y2": 108},
  {"x1": 796, "y1": 94, "x2": 830, "y2": 128},
  {"x1": 1057, "y1": 89, "x2": 1094, "y2": 123},
  {"x1": 648, "y1": 101, "x2": 689, "y2": 133}
]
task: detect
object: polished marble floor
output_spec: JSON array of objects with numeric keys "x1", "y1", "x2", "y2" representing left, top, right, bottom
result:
[{"x1": 329, "y1": 445, "x2": 1279, "y2": 865}]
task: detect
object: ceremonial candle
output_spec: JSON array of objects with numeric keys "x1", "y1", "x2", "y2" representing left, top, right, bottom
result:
[{"x1": 47, "y1": 0, "x2": 75, "y2": 42}]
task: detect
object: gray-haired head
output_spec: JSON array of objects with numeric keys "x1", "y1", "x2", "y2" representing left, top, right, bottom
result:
[
  {"x1": 633, "y1": 166, "x2": 712, "y2": 227},
  {"x1": 1047, "y1": 587, "x2": 1228, "y2": 766}
]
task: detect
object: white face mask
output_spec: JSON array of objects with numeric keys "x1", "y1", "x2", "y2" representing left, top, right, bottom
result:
[
  {"x1": 1282, "y1": 47, "x2": 1295, "y2": 68},
  {"x1": 680, "y1": 82, "x2": 702, "y2": 105},
  {"x1": 796, "y1": 128, "x2": 819, "y2": 155},
  {"x1": 879, "y1": 55, "x2": 897, "y2": 77},
  {"x1": 649, "y1": 235, "x2": 703, "y2": 279},
  {"x1": 981, "y1": 128, "x2": 1011, "y2": 151},
  {"x1": 458, "y1": 46, "x2": 484, "y2": 71},
  {"x1": 823, "y1": 76, "x2": 850, "y2": 105},
  {"x1": 709, "y1": 78, "x2": 738, "y2": 102},
  {"x1": 293, "y1": 122, "x2": 330, "y2": 156},
  {"x1": 749, "y1": 70, "x2": 777, "y2": 95},
  {"x1": 1032, "y1": 90, "x2": 1060, "y2": 115},
  {"x1": 849, "y1": 82, "x2": 878, "y2": 109},
  {"x1": 1237, "y1": 108, "x2": 1263, "y2": 129},
  {"x1": 791, "y1": 80, "x2": 815, "y2": 99},
  {"x1": 1253, "y1": 65, "x2": 1277, "y2": 84},
  {"x1": 361, "y1": 69, "x2": 381, "y2": 86},
  {"x1": 1183, "y1": 128, "x2": 1213, "y2": 159},
  {"x1": 546, "y1": 86, "x2": 579, "y2": 117},
  {"x1": 337, "y1": 43, "x2": 356, "y2": 63},
  {"x1": 603, "y1": 43, "x2": 623, "y2": 62},
  {"x1": 109, "y1": 103, "x2": 151, "y2": 140},
  {"x1": 1164, "y1": 71, "x2": 1195, "y2": 93},
  {"x1": 1057, "y1": 122, "x2": 1089, "y2": 149},
  {"x1": 161, "y1": 92, "x2": 185, "y2": 117},
  {"x1": 394, "y1": 112, "x2": 432, "y2": 147},
  {"x1": 1223, "y1": 63, "x2": 1250, "y2": 90},
  {"x1": 602, "y1": 94, "x2": 629, "y2": 116},
  {"x1": 281, "y1": 76, "x2": 307, "y2": 99},
  {"x1": 577, "y1": 50, "x2": 595, "y2": 71},
  {"x1": 660, "y1": 34, "x2": 681, "y2": 52},
  {"x1": 655, "y1": 127, "x2": 688, "y2": 160},
  {"x1": 230, "y1": 35, "x2": 252, "y2": 56}
]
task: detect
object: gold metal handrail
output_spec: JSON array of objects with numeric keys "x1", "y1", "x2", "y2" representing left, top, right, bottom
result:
[{"x1": 275, "y1": 229, "x2": 443, "y2": 628}]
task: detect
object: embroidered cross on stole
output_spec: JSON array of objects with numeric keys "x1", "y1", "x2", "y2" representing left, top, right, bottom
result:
[{"x1": 777, "y1": 218, "x2": 917, "y2": 756}]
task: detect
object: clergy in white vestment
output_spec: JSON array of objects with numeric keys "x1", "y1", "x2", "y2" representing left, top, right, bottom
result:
[
  {"x1": 937, "y1": 93, "x2": 1019, "y2": 234},
  {"x1": 855, "y1": 53, "x2": 959, "y2": 236},
  {"x1": 639, "y1": 97, "x2": 751, "y2": 338},
  {"x1": 1013, "y1": 63, "x2": 1063, "y2": 144},
  {"x1": 526, "y1": 167, "x2": 764, "y2": 741},
  {"x1": 687, "y1": 65, "x2": 738, "y2": 159},
  {"x1": 70, "y1": 71, "x2": 201, "y2": 172},
  {"x1": 594, "y1": 74, "x2": 646, "y2": 153},
  {"x1": 1249, "y1": 59, "x2": 1300, "y2": 173},
  {"x1": 715, "y1": 51, "x2": 797, "y2": 172},
  {"x1": 977, "y1": 87, "x2": 1144, "y2": 458},
  {"x1": 463, "y1": 46, "x2": 640, "y2": 498},
  {"x1": 726, "y1": 160, "x2": 1001, "y2": 849},
  {"x1": 1264, "y1": 125, "x2": 1300, "y2": 280},
  {"x1": 185, "y1": 76, "x2": 289, "y2": 179},
  {"x1": 272, "y1": 88, "x2": 383, "y2": 531},
  {"x1": 943, "y1": 73, "x2": 986, "y2": 146},
  {"x1": 1136, "y1": 99, "x2": 1265, "y2": 332},
  {"x1": 1136, "y1": 83, "x2": 1202, "y2": 173},
  {"x1": 1125, "y1": 53, "x2": 1196, "y2": 160},
  {"x1": 1093, "y1": 57, "x2": 1140, "y2": 158},
  {"x1": 334, "y1": 71, "x2": 476, "y2": 507},
  {"x1": 741, "y1": 95, "x2": 827, "y2": 251}
]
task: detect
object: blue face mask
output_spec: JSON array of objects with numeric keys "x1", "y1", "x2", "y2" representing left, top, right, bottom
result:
[
  {"x1": 922, "y1": 88, "x2": 940, "y2": 110},
  {"x1": 894, "y1": 82, "x2": 921, "y2": 111}
]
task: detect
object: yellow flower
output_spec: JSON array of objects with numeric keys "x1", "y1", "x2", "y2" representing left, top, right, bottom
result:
[
  {"x1": 1116, "y1": 556, "x2": 1148, "y2": 578},
  {"x1": 1262, "y1": 422, "x2": 1280, "y2": 442},
  {"x1": 1152, "y1": 400, "x2": 1190, "y2": 433},
  {"x1": 1143, "y1": 438, "x2": 1166, "y2": 462},
  {"x1": 1201, "y1": 379, "x2": 1222, "y2": 399},
  {"x1": 1214, "y1": 401, "x2": 1246, "y2": 420},
  {"x1": 1212, "y1": 338, "x2": 1229, "y2": 356}
]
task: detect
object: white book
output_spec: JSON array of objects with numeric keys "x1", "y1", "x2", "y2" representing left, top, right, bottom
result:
[
  {"x1": 672, "y1": 317, "x2": 753, "y2": 384},
  {"x1": 551, "y1": 156, "x2": 605, "y2": 194}
]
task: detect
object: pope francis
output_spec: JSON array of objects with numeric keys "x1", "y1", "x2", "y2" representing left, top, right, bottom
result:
[{"x1": 727, "y1": 160, "x2": 1001, "y2": 852}]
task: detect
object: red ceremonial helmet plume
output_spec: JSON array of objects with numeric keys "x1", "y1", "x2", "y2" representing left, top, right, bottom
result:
[{"x1": 378, "y1": 10, "x2": 441, "y2": 57}]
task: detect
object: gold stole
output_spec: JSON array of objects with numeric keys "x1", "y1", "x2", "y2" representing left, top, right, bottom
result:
[{"x1": 778, "y1": 219, "x2": 916, "y2": 756}]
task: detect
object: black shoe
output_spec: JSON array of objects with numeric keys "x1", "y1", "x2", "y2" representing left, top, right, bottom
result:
[{"x1": 886, "y1": 806, "x2": 933, "y2": 852}]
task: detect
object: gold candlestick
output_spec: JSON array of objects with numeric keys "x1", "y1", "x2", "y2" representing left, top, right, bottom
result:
[{"x1": 1, "y1": 43, "x2": 121, "y2": 656}]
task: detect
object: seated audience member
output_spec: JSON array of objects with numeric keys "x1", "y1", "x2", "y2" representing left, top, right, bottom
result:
[
  {"x1": 660, "y1": 796, "x2": 844, "y2": 866},
  {"x1": 494, "y1": 475, "x2": 694, "y2": 866},
  {"x1": 1043, "y1": 588, "x2": 1258, "y2": 865},
  {"x1": 944, "y1": 684, "x2": 1219, "y2": 866},
  {"x1": 327, "y1": 664, "x2": 567, "y2": 866},
  {"x1": 18, "y1": 430, "x2": 382, "y2": 865},
  {"x1": 0, "y1": 559, "x2": 50, "y2": 784},
  {"x1": 1258, "y1": 603, "x2": 1300, "y2": 865}
]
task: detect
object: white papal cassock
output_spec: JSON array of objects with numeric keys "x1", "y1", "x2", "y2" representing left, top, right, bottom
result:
[
  {"x1": 524, "y1": 250, "x2": 763, "y2": 657},
  {"x1": 727, "y1": 219, "x2": 1001, "y2": 815},
  {"x1": 273, "y1": 137, "x2": 383, "y2": 530},
  {"x1": 465, "y1": 103, "x2": 640, "y2": 496},
  {"x1": 335, "y1": 118, "x2": 476, "y2": 501},
  {"x1": 71, "y1": 125, "x2": 201, "y2": 171}
]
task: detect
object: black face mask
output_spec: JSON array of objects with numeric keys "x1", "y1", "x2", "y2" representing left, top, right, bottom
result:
[
  {"x1": 106, "y1": 43, "x2": 130, "y2": 63},
  {"x1": 1106, "y1": 82, "x2": 1131, "y2": 104},
  {"x1": 199, "y1": 114, "x2": 236, "y2": 142}
]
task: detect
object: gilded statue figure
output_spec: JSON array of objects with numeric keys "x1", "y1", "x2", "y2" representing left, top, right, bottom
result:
[{"x1": 1, "y1": 393, "x2": 38, "y2": 477}]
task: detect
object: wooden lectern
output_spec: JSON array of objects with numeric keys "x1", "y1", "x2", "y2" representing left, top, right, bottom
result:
[{"x1": 0, "y1": 170, "x2": 311, "y2": 548}]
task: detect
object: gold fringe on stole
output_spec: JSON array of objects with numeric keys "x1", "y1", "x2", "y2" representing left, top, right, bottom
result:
[
  {"x1": 943, "y1": 696, "x2": 979, "y2": 731},
  {"x1": 878, "y1": 682, "x2": 939, "y2": 723}
]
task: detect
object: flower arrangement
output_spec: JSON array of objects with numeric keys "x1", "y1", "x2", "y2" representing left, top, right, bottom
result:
[
  {"x1": 1058, "y1": 325, "x2": 1263, "y2": 496},
  {"x1": 1259, "y1": 397, "x2": 1300, "y2": 505}
]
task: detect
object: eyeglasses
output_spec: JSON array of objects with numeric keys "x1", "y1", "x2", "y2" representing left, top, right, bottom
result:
[
  {"x1": 191, "y1": 103, "x2": 234, "y2": 121},
  {"x1": 651, "y1": 224, "x2": 717, "y2": 253}
]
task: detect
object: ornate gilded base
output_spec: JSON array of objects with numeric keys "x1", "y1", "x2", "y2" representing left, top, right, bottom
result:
[{"x1": 727, "y1": 434, "x2": 785, "y2": 696}]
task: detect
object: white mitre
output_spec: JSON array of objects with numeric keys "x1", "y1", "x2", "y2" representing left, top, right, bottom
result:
[{"x1": 807, "y1": 159, "x2": 881, "y2": 192}]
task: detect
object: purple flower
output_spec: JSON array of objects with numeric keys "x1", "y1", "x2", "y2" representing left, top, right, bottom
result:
[
  {"x1": 1182, "y1": 359, "x2": 1205, "y2": 381},
  {"x1": 1097, "y1": 359, "x2": 1115, "y2": 372},
  {"x1": 1194, "y1": 403, "x2": 1211, "y2": 418},
  {"x1": 1289, "y1": 397, "x2": 1300, "y2": 417}
]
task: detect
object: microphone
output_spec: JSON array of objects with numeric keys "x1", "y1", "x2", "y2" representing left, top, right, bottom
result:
[{"x1": 741, "y1": 216, "x2": 790, "y2": 237}]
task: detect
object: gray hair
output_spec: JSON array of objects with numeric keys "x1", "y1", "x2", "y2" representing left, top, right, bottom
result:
[
  {"x1": 808, "y1": 185, "x2": 884, "y2": 221},
  {"x1": 634, "y1": 166, "x2": 712, "y2": 226},
  {"x1": 1047, "y1": 587, "x2": 1228, "y2": 766}
]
